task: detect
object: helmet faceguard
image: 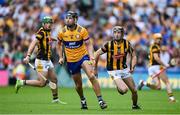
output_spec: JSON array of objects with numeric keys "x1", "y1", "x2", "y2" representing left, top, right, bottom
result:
[
  {"x1": 41, "y1": 16, "x2": 53, "y2": 30},
  {"x1": 112, "y1": 26, "x2": 124, "y2": 41},
  {"x1": 65, "y1": 11, "x2": 78, "y2": 28}
]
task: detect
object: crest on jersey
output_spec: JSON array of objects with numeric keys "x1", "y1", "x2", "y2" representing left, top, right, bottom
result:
[{"x1": 76, "y1": 34, "x2": 80, "y2": 39}]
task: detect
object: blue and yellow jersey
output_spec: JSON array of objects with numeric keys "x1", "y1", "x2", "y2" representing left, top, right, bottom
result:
[
  {"x1": 149, "y1": 43, "x2": 161, "y2": 66},
  {"x1": 36, "y1": 27, "x2": 51, "y2": 60},
  {"x1": 58, "y1": 24, "x2": 89, "y2": 62}
]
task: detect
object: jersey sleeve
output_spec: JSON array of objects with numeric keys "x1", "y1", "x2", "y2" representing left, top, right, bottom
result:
[
  {"x1": 35, "y1": 31, "x2": 43, "y2": 40},
  {"x1": 152, "y1": 45, "x2": 160, "y2": 53},
  {"x1": 127, "y1": 41, "x2": 134, "y2": 54},
  {"x1": 57, "y1": 31, "x2": 63, "y2": 42},
  {"x1": 101, "y1": 42, "x2": 108, "y2": 53},
  {"x1": 81, "y1": 28, "x2": 89, "y2": 41}
]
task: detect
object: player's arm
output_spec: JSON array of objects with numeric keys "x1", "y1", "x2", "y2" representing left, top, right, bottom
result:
[
  {"x1": 23, "y1": 39, "x2": 38, "y2": 64},
  {"x1": 94, "y1": 48, "x2": 105, "y2": 70},
  {"x1": 128, "y1": 42, "x2": 136, "y2": 73},
  {"x1": 82, "y1": 28, "x2": 95, "y2": 63},
  {"x1": 85, "y1": 39, "x2": 94, "y2": 60},
  {"x1": 57, "y1": 40, "x2": 64, "y2": 64},
  {"x1": 130, "y1": 49, "x2": 137, "y2": 73},
  {"x1": 94, "y1": 43, "x2": 107, "y2": 76},
  {"x1": 51, "y1": 37, "x2": 57, "y2": 41},
  {"x1": 153, "y1": 53, "x2": 168, "y2": 67}
]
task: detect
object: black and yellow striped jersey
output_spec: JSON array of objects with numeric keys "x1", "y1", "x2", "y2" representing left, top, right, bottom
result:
[
  {"x1": 35, "y1": 27, "x2": 51, "y2": 60},
  {"x1": 101, "y1": 39, "x2": 133, "y2": 71},
  {"x1": 149, "y1": 43, "x2": 161, "y2": 66}
]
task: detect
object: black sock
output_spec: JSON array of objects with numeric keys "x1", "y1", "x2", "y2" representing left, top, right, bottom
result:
[
  {"x1": 97, "y1": 95, "x2": 103, "y2": 102},
  {"x1": 80, "y1": 96, "x2": 85, "y2": 101},
  {"x1": 24, "y1": 80, "x2": 26, "y2": 85},
  {"x1": 53, "y1": 93, "x2": 58, "y2": 100}
]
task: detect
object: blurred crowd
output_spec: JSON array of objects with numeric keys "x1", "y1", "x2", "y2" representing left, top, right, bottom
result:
[{"x1": 0, "y1": 0, "x2": 179, "y2": 80}]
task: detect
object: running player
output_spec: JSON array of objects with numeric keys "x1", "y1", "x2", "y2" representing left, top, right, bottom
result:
[
  {"x1": 138, "y1": 33, "x2": 176, "y2": 102},
  {"x1": 15, "y1": 16, "x2": 66, "y2": 104},
  {"x1": 57, "y1": 11, "x2": 107, "y2": 109},
  {"x1": 94, "y1": 26, "x2": 141, "y2": 109}
]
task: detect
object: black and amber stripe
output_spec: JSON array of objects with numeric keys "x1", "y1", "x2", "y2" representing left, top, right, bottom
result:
[
  {"x1": 36, "y1": 28, "x2": 51, "y2": 60},
  {"x1": 106, "y1": 39, "x2": 131, "y2": 71},
  {"x1": 149, "y1": 44, "x2": 160, "y2": 66}
]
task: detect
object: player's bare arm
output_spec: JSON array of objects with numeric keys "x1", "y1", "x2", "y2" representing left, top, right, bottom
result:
[
  {"x1": 23, "y1": 39, "x2": 38, "y2": 64},
  {"x1": 94, "y1": 48, "x2": 105, "y2": 76},
  {"x1": 94, "y1": 48, "x2": 105, "y2": 69},
  {"x1": 57, "y1": 40, "x2": 64, "y2": 64},
  {"x1": 129, "y1": 50, "x2": 137, "y2": 73},
  {"x1": 85, "y1": 39, "x2": 95, "y2": 64},
  {"x1": 51, "y1": 37, "x2": 58, "y2": 41},
  {"x1": 153, "y1": 53, "x2": 167, "y2": 67}
]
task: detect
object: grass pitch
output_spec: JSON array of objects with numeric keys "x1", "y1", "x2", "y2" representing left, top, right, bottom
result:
[{"x1": 0, "y1": 86, "x2": 180, "y2": 114}]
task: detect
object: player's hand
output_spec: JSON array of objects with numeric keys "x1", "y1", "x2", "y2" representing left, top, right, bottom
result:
[
  {"x1": 89, "y1": 57, "x2": 95, "y2": 66},
  {"x1": 58, "y1": 58, "x2": 64, "y2": 65},
  {"x1": 23, "y1": 56, "x2": 30, "y2": 64}
]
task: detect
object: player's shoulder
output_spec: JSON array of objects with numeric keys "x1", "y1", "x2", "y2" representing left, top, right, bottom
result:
[
  {"x1": 36, "y1": 27, "x2": 44, "y2": 34},
  {"x1": 59, "y1": 26, "x2": 67, "y2": 33},
  {"x1": 151, "y1": 43, "x2": 159, "y2": 49},
  {"x1": 77, "y1": 24, "x2": 87, "y2": 32},
  {"x1": 123, "y1": 38, "x2": 130, "y2": 43}
]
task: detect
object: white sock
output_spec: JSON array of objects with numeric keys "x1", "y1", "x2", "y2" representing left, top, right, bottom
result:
[{"x1": 169, "y1": 96, "x2": 175, "y2": 100}]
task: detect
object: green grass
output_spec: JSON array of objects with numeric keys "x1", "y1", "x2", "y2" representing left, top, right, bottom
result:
[{"x1": 0, "y1": 86, "x2": 180, "y2": 114}]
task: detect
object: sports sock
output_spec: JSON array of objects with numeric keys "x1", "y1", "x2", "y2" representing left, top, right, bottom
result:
[
  {"x1": 168, "y1": 93, "x2": 174, "y2": 97},
  {"x1": 23, "y1": 80, "x2": 26, "y2": 85},
  {"x1": 53, "y1": 93, "x2": 58, "y2": 100},
  {"x1": 80, "y1": 96, "x2": 85, "y2": 101},
  {"x1": 97, "y1": 95, "x2": 103, "y2": 102}
]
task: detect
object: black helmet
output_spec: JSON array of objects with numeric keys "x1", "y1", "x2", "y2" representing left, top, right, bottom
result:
[{"x1": 66, "y1": 11, "x2": 78, "y2": 19}]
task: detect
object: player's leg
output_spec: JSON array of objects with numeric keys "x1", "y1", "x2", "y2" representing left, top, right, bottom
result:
[
  {"x1": 159, "y1": 72, "x2": 176, "y2": 102},
  {"x1": 15, "y1": 59, "x2": 48, "y2": 93},
  {"x1": 72, "y1": 73, "x2": 88, "y2": 109},
  {"x1": 123, "y1": 77, "x2": 141, "y2": 109},
  {"x1": 15, "y1": 71, "x2": 47, "y2": 93},
  {"x1": 111, "y1": 76, "x2": 128, "y2": 95},
  {"x1": 81, "y1": 60, "x2": 107, "y2": 109},
  {"x1": 48, "y1": 68, "x2": 66, "y2": 104},
  {"x1": 138, "y1": 65, "x2": 161, "y2": 90}
]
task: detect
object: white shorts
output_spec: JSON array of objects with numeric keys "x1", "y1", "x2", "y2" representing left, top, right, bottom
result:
[
  {"x1": 148, "y1": 65, "x2": 161, "y2": 76},
  {"x1": 35, "y1": 59, "x2": 54, "y2": 72},
  {"x1": 107, "y1": 68, "x2": 131, "y2": 80}
]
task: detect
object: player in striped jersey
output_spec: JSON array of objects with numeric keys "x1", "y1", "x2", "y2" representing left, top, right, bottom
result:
[
  {"x1": 57, "y1": 11, "x2": 107, "y2": 109},
  {"x1": 138, "y1": 33, "x2": 176, "y2": 102},
  {"x1": 94, "y1": 26, "x2": 141, "y2": 109},
  {"x1": 15, "y1": 16, "x2": 66, "y2": 104}
]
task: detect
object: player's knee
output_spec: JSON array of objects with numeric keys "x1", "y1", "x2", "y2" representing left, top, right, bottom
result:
[
  {"x1": 51, "y1": 77, "x2": 57, "y2": 84},
  {"x1": 89, "y1": 75, "x2": 96, "y2": 83},
  {"x1": 117, "y1": 88, "x2": 128, "y2": 95},
  {"x1": 39, "y1": 82, "x2": 46, "y2": 87}
]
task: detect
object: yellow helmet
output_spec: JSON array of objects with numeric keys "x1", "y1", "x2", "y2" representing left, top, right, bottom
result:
[{"x1": 153, "y1": 33, "x2": 162, "y2": 39}]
